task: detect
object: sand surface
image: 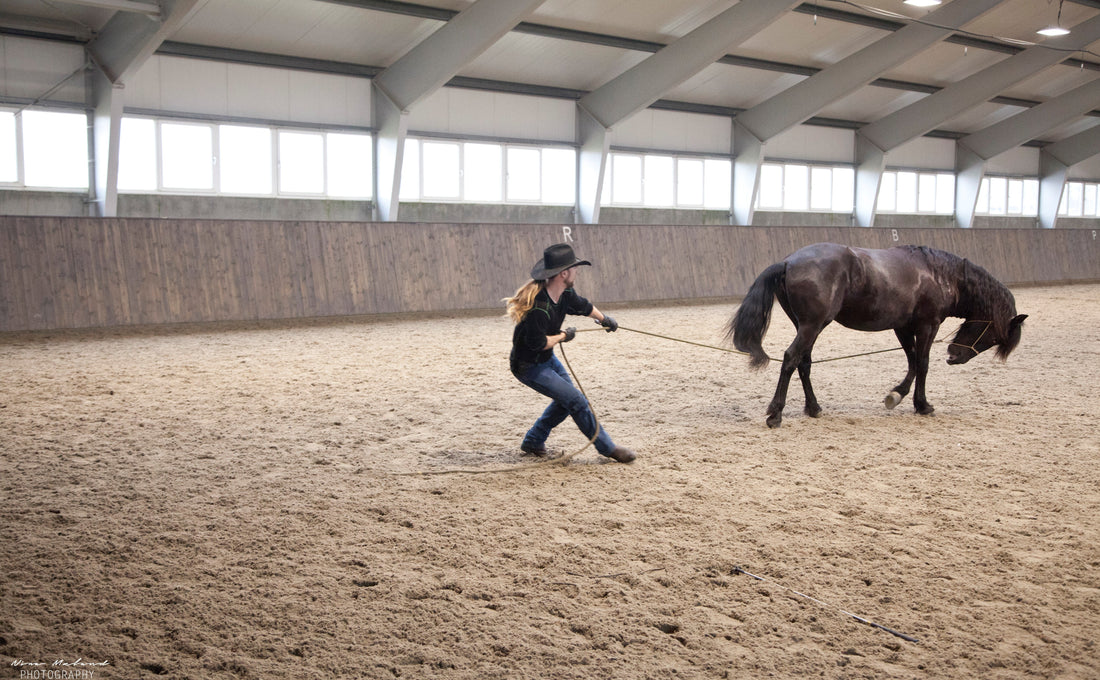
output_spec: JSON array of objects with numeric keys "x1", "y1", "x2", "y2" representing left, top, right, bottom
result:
[{"x1": 1, "y1": 283, "x2": 1098, "y2": 679}]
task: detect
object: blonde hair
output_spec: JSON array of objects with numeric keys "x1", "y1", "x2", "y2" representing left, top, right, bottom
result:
[{"x1": 503, "y1": 280, "x2": 544, "y2": 324}]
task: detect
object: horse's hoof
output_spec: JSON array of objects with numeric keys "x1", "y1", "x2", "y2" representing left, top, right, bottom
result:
[
  {"x1": 916, "y1": 404, "x2": 935, "y2": 416},
  {"x1": 884, "y1": 391, "x2": 902, "y2": 410},
  {"x1": 766, "y1": 416, "x2": 782, "y2": 429},
  {"x1": 805, "y1": 405, "x2": 822, "y2": 418}
]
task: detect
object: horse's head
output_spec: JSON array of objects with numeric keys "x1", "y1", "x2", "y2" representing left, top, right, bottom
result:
[{"x1": 946, "y1": 314, "x2": 1027, "y2": 365}]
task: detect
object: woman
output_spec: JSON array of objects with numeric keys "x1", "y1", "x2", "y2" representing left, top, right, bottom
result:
[{"x1": 504, "y1": 243, "x2": 636, "y2": 464}]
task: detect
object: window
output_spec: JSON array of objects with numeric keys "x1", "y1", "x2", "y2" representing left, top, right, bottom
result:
[
  {"x1": 507, "y1": 147, "x2": 540, "y2": 201},
  {"x1": 611, "y1": 154, "x2": 642, "y2": 204},
  {"x1": 758, "y1": 164, "x2": 783, "y2": 209},
  {"x1": 114, "y1": 117, "x2": 373, "y2": 199},
  {"x1": 1067, "y1": 181, "x2": 1085, "y2": 217},
  {"x1": 783, "y1": 164, "x2": 809, "y2": 211},
  {"x1": 832, "y1": 167, "x2": 855, "y2": 213},
  {"x1": 877, "y1": 172, "x2": 896, "y2": 212},
  {"x1": 810, "y1": 166, "x2": 832, "y2": 211},
  {"x1": 677, "y1": 158, "x2": 704, "y2": 206},
  {"x1": 222, "y1": 125, "x2": 273, "y2": 195},
  {"x1": 0, "y1": 110, "x2": 17, "y2": 183},
  {"x1": 541, "y1": 147, "x2": 575, "y2": 205},
  {"x1": 22, "y1": 110, "x2": 88, "y2": 189},
  {"x1": 976, "y1": 176, "x2": 1040, "y2": 216},
  {"x1": 161, "y1": 122, "x2": 213, "y2": 190},
  {"x1": 463, "y1": 142, "x2": 502, "y2": 202},
  {"x1": 1006, "y1": 179, "x2": 1023, "y2": 214},
  {"x1": 502, "y1": 145, "x2": 575, "y2": 204},
  {"x1": 988, "y1": 177, "x2": 1007, "y2": 215},
  {"x1": 918, "y1": 174, "x2": 937, "y2": 213},
  {"x1": 643, "y1": 155, "x2": 674, "y2": 207},
  {"x1": 118, "y1": 118, "x2": 156, "y2": 191},
  {"x1": 757, "y1": 162, "x2": 852, "y2": 213},
  {"x1": 1085, "y1": 184, "x2": 1097, "y2": 216},
  {"x1": 422, "y1": 141, "x2": 461, "y2": 199},
  {"x1": 702, "y1": 159, "x2": 731, "y2": 210},
  {"x1": 877, "y1": 170, "x2": 954, "y2": 214},
  {"x1": 326, "y1": 132, "x2": 372, "y2": 199},
  {"x1": 896, "y1": 171, "x2": 918, "y2": 213},
  {"x1": 602, "y1": 151, "x2": 732, "y2": 209},
  {"x1": 1022, "y1": 179, "x2": 1039, "y2": 215},
  {"x1": 935, "y1": 174, "x2": 955, "y2": 214},
  {"x1": 279, "y1": 131, "x2": 324, "y2": 194}
]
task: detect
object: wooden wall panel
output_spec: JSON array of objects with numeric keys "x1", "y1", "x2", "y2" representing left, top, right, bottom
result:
[{"x1": 0, "y1": 217, "x2": 1096, "y2": 332}]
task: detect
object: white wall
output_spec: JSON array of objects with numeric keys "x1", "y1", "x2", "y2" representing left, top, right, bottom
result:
[
  {"x1": 985, "y1": 146, "x2": 1038, "y2": 176},
  {"x1": 766, "y1": 124, "x2": 853, "y2": 164},
  {"x1": 886, "y1": 136, "x2": 955, "y2": 170},
  {"x1": 612, "y1": 108, "x2": 730, "y2": 154},
  {"x1": 0, "y1": 36, "x2": 85, "y2": 105},
  {"x1": 409, "y1": 87, "x2": 575, "y2": 143},
  {"x1": 126, "y1": 55, "x2": 371, "y2": 128}
]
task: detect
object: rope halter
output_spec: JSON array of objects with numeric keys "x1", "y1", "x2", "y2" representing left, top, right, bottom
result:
[{"x1": 947, "y1": 319, "x2": 993, "y2": 358}]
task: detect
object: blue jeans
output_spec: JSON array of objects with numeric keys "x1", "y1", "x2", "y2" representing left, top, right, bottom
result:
[{"x1": 513, "y1": 354, "x2": 615, "y2": 456}]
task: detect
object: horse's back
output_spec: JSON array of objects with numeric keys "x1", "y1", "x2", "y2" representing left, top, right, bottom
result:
[{"x1": 781, "y1": 243, "x2": 943, "y2": 331}]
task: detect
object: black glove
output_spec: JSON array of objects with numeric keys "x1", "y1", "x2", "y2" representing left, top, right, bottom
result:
[
  {"x1": 599, "y1": 315, "x2": 618, "y2": 332},
  {"x1": 561, "y1": 327, "x2": 576, "y2": 343}
]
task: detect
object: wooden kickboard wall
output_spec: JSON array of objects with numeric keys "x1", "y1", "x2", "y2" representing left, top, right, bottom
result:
[{"x1": 1, "y1": 217, "x2": 1097, "y2": 331}]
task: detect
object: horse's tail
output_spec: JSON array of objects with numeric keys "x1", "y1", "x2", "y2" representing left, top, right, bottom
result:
[{"x1": 726, "y1": 262, "x2": 785, "y2": 369}]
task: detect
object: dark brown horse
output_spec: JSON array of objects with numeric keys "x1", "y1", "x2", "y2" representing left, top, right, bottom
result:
[{"x1": 728, "y1": 243, "x2": 1026, "y2": 428}]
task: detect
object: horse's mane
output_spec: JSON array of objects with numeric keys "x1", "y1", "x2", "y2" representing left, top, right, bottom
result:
[{"x1": 905, "y1": 246, "x2": 1020, "y2": 359}]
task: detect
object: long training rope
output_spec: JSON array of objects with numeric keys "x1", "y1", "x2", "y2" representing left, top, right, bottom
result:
[
  {"x1": 732, "y1": 566, "x2": 918, "y2": 643},
  {"x1": 394, "y1": 342, "x2": 599, "y2": 476},
  {"x1": 579, "y1": 321, "x2": 967, "y2": 364},
  {"x1": 399, "y1": 320, "x2": 972, "y2": 476}
]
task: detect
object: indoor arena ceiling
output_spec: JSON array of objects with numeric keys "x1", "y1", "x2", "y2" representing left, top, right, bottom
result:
[{"x1": 5, "y1": 0, "x2": 1100, "y2": 144}]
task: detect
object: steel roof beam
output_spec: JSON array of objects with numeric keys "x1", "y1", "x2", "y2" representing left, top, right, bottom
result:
[
  {"x1": 574, "y1": 0, "x2": 800, "y2": 225},
  {"x1": 372, "y1": 0, "x2": 546, "y2": 221},
  {"x1": 861, "y1": 14, "x2": 1100, "y2": 153},
  {"x1": 854, "y1": 12, "x2": 1100, "y2": 227},
  {"x1": 62, "y1": 0, "x2": 161, "y2": 16},
  {"x1": 578, "y1": 0, "x2": 800, "y2": 130},
  {"x1": 733, "y1": 0, "x2": 1004, "y2": 226},
  {"x1": 87, "y1": 0, "x2": 201, "y2": 218},
  {"x1": 88, "y1": 0, "x2": 200, "y2": 84},
  {"x1": 373, "y1": 0, "x2": 544, "y2": 112},
  {"x1": 956, "y1": 77, "x2": 1100, "y2": 228},
  {"x1": 1038, "y1": 123, "x2": 1100, "y2": 228},
  {"x1": 741, "y1": 0, "x2": 1003, "y2": 143}
]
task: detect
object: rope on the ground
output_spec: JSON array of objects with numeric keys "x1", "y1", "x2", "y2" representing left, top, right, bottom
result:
[{"x1": 393, "y1": 343, "x2": 598, "y2": 476}]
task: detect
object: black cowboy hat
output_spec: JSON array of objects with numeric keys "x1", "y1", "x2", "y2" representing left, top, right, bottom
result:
[{"x1": 530, "y1": 243, "x2": 591, "y2": 281}]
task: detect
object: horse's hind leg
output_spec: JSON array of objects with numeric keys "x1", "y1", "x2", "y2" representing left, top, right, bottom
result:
[
  {"x1": 797, "y1": 355, "x2": 822, "y2": 418},
  {"x1": 766, "y1": 328, "x2": 819, "y2": 428},
  {"x1": 765, "y1": 358, "x2": 795, "y2": 428}
]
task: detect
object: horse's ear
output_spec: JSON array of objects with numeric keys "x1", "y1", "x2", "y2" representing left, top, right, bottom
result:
[{"x1": 997, "y1": 314, "x2": 1027, "y2": 360}]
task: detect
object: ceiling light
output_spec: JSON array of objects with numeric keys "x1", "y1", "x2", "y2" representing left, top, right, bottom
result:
[
  {"x1": 903, "y1": 0, "x2": 941, "y2": 6},
  {"x1": 1037, "y1": 25, "x2": 1070, "y2": 36},
  {"x1": 1037, "y1": 0, "x2": 1070, "y2": 37}
]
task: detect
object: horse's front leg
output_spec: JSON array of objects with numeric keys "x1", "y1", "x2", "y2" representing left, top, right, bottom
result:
[
  {"x1": 910, "y1": 325, "x2": 939, "y2": 415},
  {"x1": 885, "y1": 329, "x2": 917, "y2": 409}
]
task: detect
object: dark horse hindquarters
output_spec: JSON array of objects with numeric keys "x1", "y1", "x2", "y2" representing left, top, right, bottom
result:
[{"x1": 728, "y1": 243, "x2": 1026, "y2": 428}]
